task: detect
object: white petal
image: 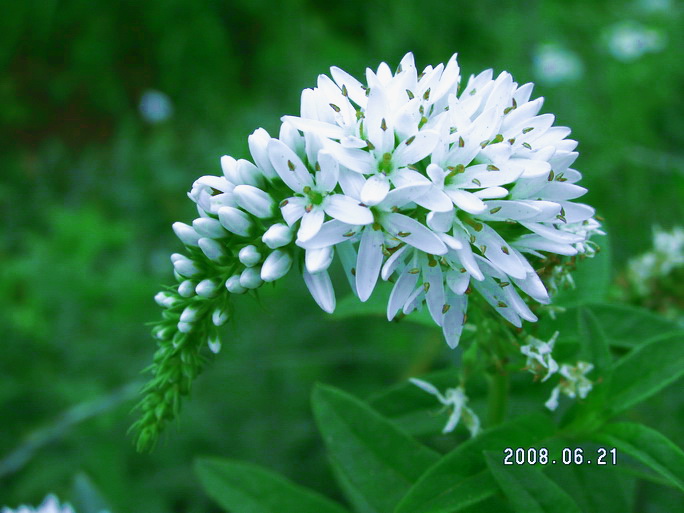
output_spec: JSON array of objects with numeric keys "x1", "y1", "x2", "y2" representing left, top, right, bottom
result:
[
  {"x1": 356, "y1": 227, "x2": 385, "y2": 301},
  {"x1": 303, "y1": 269, "x2": 336, "y2": 313},
  {"x1": 281, "y1": 115, "x2": 345, "y2": 139},
  {"x1": 423, "y1": 259, "x2": 446, "y2": 327},
  {"x1": 558, "y1": 202, "x2": 595, "y2": 223},
  {"x1": 330, "y1": 66, "x2": 368, "y2": 107},
  {"x1": 537, "y1": 182, "x2": 587, "y2": 201},
  {"x1": 510, "y1": 248, "x2": 550, "y2": 304},
  {"x1": 469, "y1": 224, "x2": 527, "y2": 280},
  {"x1": 324, "y1": 194, "x2": 374, "y2": 225},
  {"x1": 384, "y1": 213, "x2": 447, "y2": 255},
  {"x1": 325, "y1": 142, "x2": 375, "y2": 174},
  {"x1": 473, "y1": 187, "x2": 509, "y2": 199},
  {"x1": 427, "y1": 210, "x2": 455, "y2": 233},
  {"x1": 381, "y1": 244, "x2": 410, "y2": 280},
  {"x1": 442, "y1": 293, "x2": 467, "y2": 349},
  {"x1": 298, "y1": 207, "x2": 326, "y2": 241},
  {"x1": 393, "y1": 130, "x2": 441, "y2": 167},
  {"x1": 305, "y1": 246, "x2": 334, "y2": 273},
  {"x1": 446, "y1": 268, "x2": 470, "y2": 295},
  {"x1": 522, "y1": 222, "x2": 584, "y2": 244},
  {"x1": 268, "y1": 139, "x2": 313, "y2": 192},
  {"x1": 336, "y1": 240, "x2": 358, "y2": 296},
  {"x1": 408, "y1": 378, "x2": 444, "y2": 401},
  {"x1": 477, "y1": 200, "x2": 542, "y2": 222},
  {"x1": 381, "y1": 183, "x2": 432, "y2": 208},
  {"x1": 338, "y1": 168, "x2": 366, "y2": 199},
  {"x1": 388, "y1": 266, "x2": 420, "y2": 320},
  {"x1": 297, "y1": 219, "x2": 359, "y2": 249},
  {"x1": 281, "y1": 197, "x2": 306, "y2": 226},
  {"x1": 415, "y1": 187, "x2": 454, "y2": 212},
  {"x1": 445, "y1": 189, "x2": 487, "y2": 214},
  {"x1": 450, "y1": 227, "x2": 484, "y2": 280},
  {"x1": 361, "y1": 174, "x2": 390, "y2": 205},
  {"x1": 439, "y1": 232, "x2": 463, "y2": 251},
  {"x1": 512, "y1": 234, "x2": 578, "y2": 256}
]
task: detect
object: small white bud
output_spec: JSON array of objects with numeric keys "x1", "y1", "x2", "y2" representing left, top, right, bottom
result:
[
  {"x1": 209, "y1": 192, "x2": 237, "y2": 213},
  {"x1": 248, "y1": 128, "x2": 278, "y2": 180},
  {"x1": 218, "y1": 206, "x2": 253, "y2": 237},
  {"x1": 193, "y1": 217, "x2": 227, "y2": 239},
  {"x1": 198, "y1": 237, "x2": 226, "y2": 262},
  {"x1": 177, "y1": 321, "x2": 193, "y2": 333},
  {"x1": 238, "y1": 245, "x2": 262, "y2": 267},
  {"x1": 154, "y1": 292, "x2": 176, "y2": 308},
  {"x1": 173, "y1": 256, "x2": 201, "y2": 277},
  {"x1": 196, "y1": 278, "x2": 220, "y2": 298},
  {"x1": 240, "y1": 267, "x2": 263, "y2": 289},
  {"x1": 152, "y1": 324, "x2": 174, "y2": 340},
  {"x1": 170, "y1": 253, "x2": 186, "y2": 263},
  {"x1": 261, "y1": 250, "x2": 293, "y2": 282},
  {"x1": 225, "y1": 275, "x2": 247, "y2": 294},
  {"x1": 220, "y1": 155, "x2": 239, "y2": 183},
  {"x1": 178, "y1": 280, "x2": 196, "y2": 297},
  {"x1": 212, "y1": 308, "x2": 229, "y2": 326},
  {"x1": 237, "y1": 159, "x2": 264, "y2": 187},
  {"x1": 234, "y1": 185, "x2": 275, "y2": 219},
  {"x1": 208, "y1": 334, "x2": 222, "y2": 354},
  {"x1": 180, "y1": 305, "x2": 201, "y2": 323},
  {"x1": 262, "y1": 223, "x2": 293, "y2": 249},
  {"x1": 172, "y1": 222, "x2": 201, "y2": 247}
]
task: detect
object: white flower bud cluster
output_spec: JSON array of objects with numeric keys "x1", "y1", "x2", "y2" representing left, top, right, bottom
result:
[
  {"x1": 1, "y1": 494, "x2": 76, "y2": 513},
  {"x1": 545, "y1": 361, "x2": 594, "y2": 411}
]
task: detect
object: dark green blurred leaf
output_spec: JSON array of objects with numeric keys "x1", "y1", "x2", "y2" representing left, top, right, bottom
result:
[
  {"x1": 311, "y1": 384, "x2": 439, "y2": 513},
  {"x1": 578, "y1": 308, "x2": 611, "y2": 373},
  {"x1": 395, "y1": 414, "x2": 556, "y2": 513},
  {"x1": 72, "y1": 473, "x2": 115, "y2": 513},
  {"x1": 553, "y1": 235, "x2": 611, "y2": 307},
  {"x1": 484, "y1": 452, "x2": 582, "y2": 513},
  {"x1": 593, "y1": 422, "x2": 684, "y2": 492},
  {"x1": 195, "y1": 457, "x2": 350, "y2": 513}
]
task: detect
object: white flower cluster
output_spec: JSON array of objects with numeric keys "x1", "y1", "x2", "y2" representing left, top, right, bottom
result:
[
  {"x1": 2, "y1": 496, "x2": 75, "y2": 513},
  {"x1": 410, "y1": 378, "x2": 480, "y2": 436},
  {"x1": 544, "y1": 361, "x2": 594, "y2": 411},
  {"x1": 520, "y1": 331, "x2": 560, "y2": 382},
  {"x1": 164, "y1": 52, "x2": 601, "y2": 350},
  {"x1": 627, "y1": 226, "x2": 684, "y2": 296}
]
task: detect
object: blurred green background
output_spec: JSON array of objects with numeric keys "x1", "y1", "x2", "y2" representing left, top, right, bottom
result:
[{"x1": 1, "y1": 0, "x2": 682, "y2": 511}]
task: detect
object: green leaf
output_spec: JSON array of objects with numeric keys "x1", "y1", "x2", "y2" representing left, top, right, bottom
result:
[
  {"x1": 195, "y1": 457, "x2": 350, "y2": 513},
  {"x1": 311, "y1": 384, "x2": 439, "y2": 513},
  {"x1": 395, "y1": 414, "x2": 556, "y2": 513},
  {"x1": 578, "y1": 307, "x2": 611, "y2": 373},
  {"x1": 485, "y1": 452, "x2": 583, "y2": 513},
  {"x1": 593, "y1": 422, "x2": 684, "y2": 492},
  {"x1": 553, "y1": 234, "x2": 611, "y2": 307}
]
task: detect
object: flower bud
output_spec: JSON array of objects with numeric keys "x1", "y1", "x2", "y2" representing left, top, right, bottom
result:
[
  {"x1": 180, "y1": 305, "x2": 201, "y2": 323},
  {"x1": 177, "y1": 321, "x2": 193, "y2": 333},
  {"x1": 173, "y1": 255, "x2": 201, "y2": 277},
  {"x1": 172, "y1": 222, "x2": 200, "y2": 247},
  {"x1": 198, "y1": 237, "x2": 226, "y2": 262},
  {"x1": 152, "y1": 324, "x2": 175, "y2": 340},
  {"x1": 248, "y1": 128, "x2": 278, "y2": 180},
  {"x1": 238, "y1": 245, "x2": 262, "y2": 267},
  {"x1": 240, "y1": 267, "x2": 263, "y2": 289},
  {"x1": 193, "y1": 217, "x2": 227, "y2": 239},
  {"x1": 218, "y1": 206, "x2": 253, "y2": 237},
  {"x1": 212, "y1": 308, "x2": 229, "y2": 326},
  {"x1": 170, "y1": 253, "x2": 186, "y2": 263},
  {"x1": 196, "y1": 278, "x2": 220, "y2": 298},
  {"x1": 178, "y1": 280, "x2": 196, "y2": 297},
  {"x1": 261, "y1": 250, "x2": 293, "y2": 282},
  {"x1": 220, "y1": 155, "x2": 239, "y2": 184},
  {"x1": 236, "y1": 159, "x2": 264, "y2": 187},
  {"x1": 225, "y1": 275, "x2": 247, "y2": 294},
  {"x1": 208, "y1": 334, "x2": 222, "y2": 354},
  {"x1": 154, "y1": 291, "x2": 177, "y2": 308},
  {"x1": 234, "y1": 185, "x2": 275, "y2": 219},
  {"x1": 262, "y1": 223, "x2": 293, "y2": 249}
]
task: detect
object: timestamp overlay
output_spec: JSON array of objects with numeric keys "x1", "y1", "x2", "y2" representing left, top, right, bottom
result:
[{"x1": 503, "y1": 447, "x2": 618, "y2": 466}]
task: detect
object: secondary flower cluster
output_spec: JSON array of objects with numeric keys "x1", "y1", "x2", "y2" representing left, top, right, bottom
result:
[{"x1": 1, "y1": 496, "x2": 75, "y2": 513}]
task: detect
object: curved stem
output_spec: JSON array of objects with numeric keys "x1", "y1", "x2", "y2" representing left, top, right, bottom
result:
[{"x1": 487, "y1": 369, "x2": 509, "y2": 427}]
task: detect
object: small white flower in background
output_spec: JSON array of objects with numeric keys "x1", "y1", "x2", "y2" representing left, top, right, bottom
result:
[
  {"x1": 545, "y1": 361, "x2": 594, "y2": 411},
  {"x1": 627, "y1": 226, "x2": 684, "y2": 296},
  {"x1": 139, "y1": 89, "x2": 173, "y2": 123},
  {"x1": 603, "y1": 21, "x2": 666, "y2": 62},
  {"x1": 520, "y1": 331, "x2": 559, "y2": 382},
  {"x1": 1, "y1": 495, "x2": 77, "y2": 513},
  {"x1": 410, "y1": 378, "x2": 481, "y2": 436},
  {"x1": 532, "y1": 44, "x2": 584, "y2": 85}
]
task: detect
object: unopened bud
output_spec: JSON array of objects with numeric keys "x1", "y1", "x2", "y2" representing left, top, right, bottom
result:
[
  {"x1": 180, "y1": 305, "x2": 201, "y2": 323},
  {"x1": 173, "y1": 256, "x2": 201, "y2": 277},
  {"x1": 236, "y1": 159, "x2": 264, "y2": 187},
  {"x1": 196, "y1": 279, "x2": 220, "y2": 298},
  {"x1": 154, "y1": 292, "x2": 177, "y2": 308},
  {"x1": 177, "y1": 321, "x2": 193, "y2": 333},
  {"x1": 238, "y1": 245, "x2": 262, "y2": 267},
  {"x1": 218, "y1": 206, "x2": 253, "y2": 237},
  {"x1": 261, "y1": 250, "x2": 293, "y2": 282},
  {"x1": 198, "y1": 237, "x2": 226, "y2": 262},
  {"x1": 262, "y1": 223, "x2": 293, "y2": 249},
  {"x1": 234, "y1": 185, "x2": 275, "y2": 219},
  {"x1": 193, "y1": 217, "x2": 227, "y2": 239},
  {"x1": 240, "y1": 267, "x2": 263, "y2": 289},
  {"x1": 248, "y1": 128, "x2": 278, "y2": 180},
  {"x1": 208, "y1": 334, "x2": 222, "y2": 354},
  {"x1": 225, "y1": 275, "x2": 247, "y2": 294},
  {"x1": 172, "y1": 222, "x2": 201, "y2": 247},
  {"x1": 212, "y1": 308, "x2": 229, "y2": 326},
  {"x1": 178, "y1": 280, "x2": 196, "y2": 297}
]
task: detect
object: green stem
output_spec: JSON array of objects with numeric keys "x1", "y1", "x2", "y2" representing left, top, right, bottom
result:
[{"x1": 487, "y1": 370, "x2": 509, "y2": 427}]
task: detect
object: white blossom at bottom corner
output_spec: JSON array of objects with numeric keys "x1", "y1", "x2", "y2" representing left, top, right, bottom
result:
[
  {"x1": 410, "y1": 378, "x2": 481, "y2": 437},
  {"x1": 545, "y1": 361, "x2": 594, "y2": 411},
  {"x1": 520, "y1": 331, "x2": 560, "y2": 382},
  {"x1": 1, "y1": 495, "x2": 77, "y2": 513}
]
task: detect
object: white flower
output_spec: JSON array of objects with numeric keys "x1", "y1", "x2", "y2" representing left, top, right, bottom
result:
[
  {"x1": 604, "y1": 21, "x2": 666, "y2": 62},
  {"x1": 1, "y1": 495, "x2": 76, "y2": 513},
  {"x1": 627, "y1": 226, "x2": 684, "y2": 295},
  {"x1": 410, "y1": 378, "x2": 480, "y2": 436},
  {"x1": 545, "y1": 361, "x2": 594, "y2": 411},
  {"x1": 532, "y1": 44, "x2": 584, "y2": 85},
  {"x1": 520, "y1": 331, "x2": 560, "y2": 382}
]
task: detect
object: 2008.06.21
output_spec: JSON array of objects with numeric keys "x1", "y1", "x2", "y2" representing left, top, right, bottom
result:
[{"x1": 503, "y1": 447, "x2": 618, "y2": 465}]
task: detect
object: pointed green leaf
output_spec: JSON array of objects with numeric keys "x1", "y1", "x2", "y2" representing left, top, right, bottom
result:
[
  {"x1": 195, "y1": 457, "x2": 350, "y2": 513},
  {"x1": 395, "y1": 414, "x2": 556, "y2": 513},
  {"x1": 593, "y1": 422, "x2": 684, "y2": 492},
  {"x1": 485, "y1": 452, "x2": 582, "y2": 513},
  {"x1": 312, "y1": 384, "x2": 439, "y2": 513},
  {"x1": 578, "y1": 307, "x2": 611, "y2": 373}
]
